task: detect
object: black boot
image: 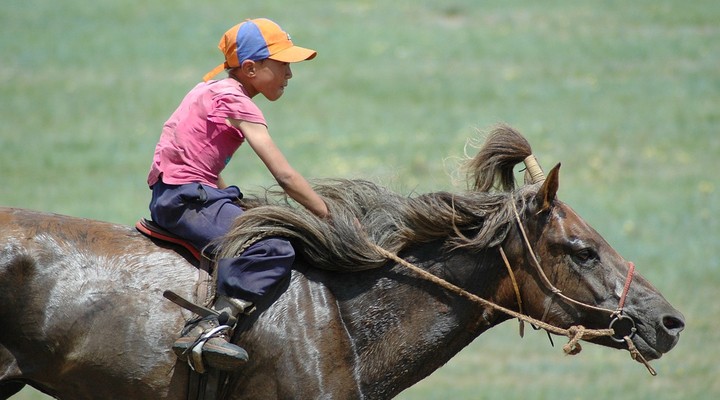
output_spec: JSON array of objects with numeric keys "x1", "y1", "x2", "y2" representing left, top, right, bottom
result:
[{"x1": 172, "y1": 296, "x2": 252, "y2": 372}]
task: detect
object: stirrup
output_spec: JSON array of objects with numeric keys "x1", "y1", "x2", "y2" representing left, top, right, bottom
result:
[
  {"x1": 183, "y1": 325, "x2": 232, "y2": 356},
  {"x1": 187, "y1": 325, "x2": 232, "y2": 373}
]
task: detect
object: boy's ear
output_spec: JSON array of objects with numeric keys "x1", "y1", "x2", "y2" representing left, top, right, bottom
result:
[{"x1": 240, "y1": 60, "x2": 256, "y2": 77}]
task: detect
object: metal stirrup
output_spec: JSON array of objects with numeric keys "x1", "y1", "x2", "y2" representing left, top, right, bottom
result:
[{"x1": 188, "y1": 325, "x2": 231, "y2": 373}]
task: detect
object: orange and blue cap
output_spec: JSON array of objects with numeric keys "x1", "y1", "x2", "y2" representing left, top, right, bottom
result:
[{"x1": 203, "y1": 18, "x2": 317, "y2": 82}]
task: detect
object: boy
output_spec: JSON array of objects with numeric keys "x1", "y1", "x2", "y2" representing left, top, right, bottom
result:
[{"x1": 147, "y1": 18, "x2": 328, "y2": 372}]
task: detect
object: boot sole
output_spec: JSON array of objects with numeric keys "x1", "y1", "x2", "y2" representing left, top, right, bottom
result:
[{"x1": 173, "y1": 341, "x2": 249, "y2": 371}]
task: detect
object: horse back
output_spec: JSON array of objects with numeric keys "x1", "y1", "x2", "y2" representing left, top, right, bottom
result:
[{"x1": 0, "y1": 207, "x2": 208, "y2": 399}]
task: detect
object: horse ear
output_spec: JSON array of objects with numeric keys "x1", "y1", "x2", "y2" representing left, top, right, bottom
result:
[{"x1": 535, "y1": 163, "x2": 561, "y2": 212}]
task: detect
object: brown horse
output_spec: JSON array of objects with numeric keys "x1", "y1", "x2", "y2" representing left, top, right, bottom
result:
[{"x1": 0, "y1": 125, "x2": 684, "y2": 399}]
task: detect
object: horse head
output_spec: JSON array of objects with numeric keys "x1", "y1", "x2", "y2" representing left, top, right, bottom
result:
[
  {"x1": 462, "y1": 124, "x2": 684, "y2": 366},
  {"x1": 504, "y1": 162, "x2": 685, "y2": 363}
]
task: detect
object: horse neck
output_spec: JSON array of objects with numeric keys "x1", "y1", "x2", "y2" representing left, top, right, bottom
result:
[{"x1": 334, "y1": 243, "x2": 513, "y2": 396}]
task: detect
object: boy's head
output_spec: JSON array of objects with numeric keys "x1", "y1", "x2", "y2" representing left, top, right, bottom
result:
[{"x1": 204, "y1": 18, "x2": 316, "y2": 81}]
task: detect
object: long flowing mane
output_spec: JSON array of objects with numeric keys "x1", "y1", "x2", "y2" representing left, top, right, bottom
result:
[{"x1": 216, "y1": 124, "x2": 536, "y2": 272}]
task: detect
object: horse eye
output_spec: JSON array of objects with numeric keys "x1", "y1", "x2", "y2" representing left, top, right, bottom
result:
[{"x1": 573, "y1": 248, "x2": 596, "y2": 264}]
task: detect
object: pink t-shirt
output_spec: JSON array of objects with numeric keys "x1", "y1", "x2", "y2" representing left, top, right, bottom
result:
[{"x1": 147, "y1": 78, "x2": 266, "y2": 188}]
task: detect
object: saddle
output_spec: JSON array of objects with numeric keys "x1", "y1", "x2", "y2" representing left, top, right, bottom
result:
[{"x1": 135, "y1": 218, "x2": 203, "y2": 262}]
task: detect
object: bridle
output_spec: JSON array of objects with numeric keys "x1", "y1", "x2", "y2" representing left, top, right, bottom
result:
[
  {"x1": 505, "y1": 191, "x2": 638, "y2": 344},
  {"x1": 517, "y1": 155, "x2": 637, "y2": 343},
  {"x1": 374, "y1": 155, "x2": 655, "y2": 375},
  {"x1": 376, "y1": 218, "x2": 653, "y2": 374},
  {"x1": 503, "y1": 155, "x2": 653, "y2": 373}
]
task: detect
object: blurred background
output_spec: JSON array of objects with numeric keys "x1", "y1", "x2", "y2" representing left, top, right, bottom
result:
[{"x1": 2, "y1": 0, "x2": 717, "y2": 398}]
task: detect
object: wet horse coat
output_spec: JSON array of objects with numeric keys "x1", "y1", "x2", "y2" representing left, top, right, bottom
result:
[{"x1": 0, "y1": 127, "x2": 684, "y2": 399}]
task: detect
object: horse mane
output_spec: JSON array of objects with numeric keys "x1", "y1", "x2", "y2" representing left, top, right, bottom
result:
[{"x1": 215, "y1": 124, "x2": 537, "y2": 272}]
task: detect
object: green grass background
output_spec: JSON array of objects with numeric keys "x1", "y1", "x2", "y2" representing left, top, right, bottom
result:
[{"x1": 2, "y1": 0, "x2": 718, "y2": 398}]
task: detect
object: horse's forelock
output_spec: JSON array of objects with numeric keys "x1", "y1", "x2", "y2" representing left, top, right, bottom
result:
[{"x1": 465, "y1": 124, "x2": 533, "y2": 192}]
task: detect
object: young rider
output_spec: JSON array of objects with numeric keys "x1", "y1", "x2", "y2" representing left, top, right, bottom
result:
[{"x1": 147, "y1": 18, "x2": 328, "y2": 371}]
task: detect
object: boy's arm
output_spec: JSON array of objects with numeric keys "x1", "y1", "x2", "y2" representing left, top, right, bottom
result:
[{"x1": 228, "y1": 118, "x2": 329, "y2": 219}]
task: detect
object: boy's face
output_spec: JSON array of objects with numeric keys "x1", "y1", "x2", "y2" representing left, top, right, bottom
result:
[{"x1": 249, "y1": 59, "x2": 293, "y2": 101}]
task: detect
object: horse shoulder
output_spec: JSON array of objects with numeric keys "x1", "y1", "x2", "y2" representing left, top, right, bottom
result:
[{"x1": 229, "y1": 267, "x2": 364, "y2": 399}]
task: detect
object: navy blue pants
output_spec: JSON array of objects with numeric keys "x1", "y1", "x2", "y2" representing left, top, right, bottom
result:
[{"x1": 150, "y1": 180, "x2": 295, "y2": 302}]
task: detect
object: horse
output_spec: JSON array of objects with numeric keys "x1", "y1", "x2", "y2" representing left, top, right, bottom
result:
[{"x1": 0, "y1": 125, "x2": 684, "y2": 399}]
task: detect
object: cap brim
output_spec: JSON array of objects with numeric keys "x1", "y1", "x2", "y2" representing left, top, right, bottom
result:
[{"x1": 269, "y1": 46, "x2": 317, "y2": 63}]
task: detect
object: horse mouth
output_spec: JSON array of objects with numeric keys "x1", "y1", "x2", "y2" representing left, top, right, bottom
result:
[
  {"x1": 629, "y1": 314, "x2": 684, "y2": 361},
  {"x1": 633, "y1": 338, "x2": 664, "y2": 361}
]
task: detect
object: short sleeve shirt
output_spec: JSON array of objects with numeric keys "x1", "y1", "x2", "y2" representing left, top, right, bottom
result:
[{"x1": 147, "y1": 78, "x2": 266, "y2": 188}]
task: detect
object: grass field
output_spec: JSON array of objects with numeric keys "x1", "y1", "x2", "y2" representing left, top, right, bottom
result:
[{"x1": 2, "y1": 0, "x2": 718, "y2": 399}]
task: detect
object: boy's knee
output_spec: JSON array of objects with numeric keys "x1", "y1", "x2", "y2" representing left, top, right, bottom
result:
[{"x1": 258, "y1": 238, "x2": 295, "y2": 259}]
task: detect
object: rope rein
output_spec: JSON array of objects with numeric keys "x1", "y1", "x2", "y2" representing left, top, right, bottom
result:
[
  {"x1": 227, "y1": 226, "x2": 617, "y2": 353},
  {"x1": 226, "y1": 151, "x2": 653, "y2": 374},
  {"x1": 499, "y1": 247, "x2": 525, "y2": 337},
  {"x1": 372, "y1": 242, "x2": 655, "y2": 375},
  {"x1": 371, "y1": 244, "x2": 613, "y2": 353},
  {"x1": 228, "y1": 213, "x2": 654, "y2": 374}
]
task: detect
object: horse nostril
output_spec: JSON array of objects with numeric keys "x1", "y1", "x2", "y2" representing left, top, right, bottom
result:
[{"x1": 662, "y1": 314, "x2": 685, "y2": 335}]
